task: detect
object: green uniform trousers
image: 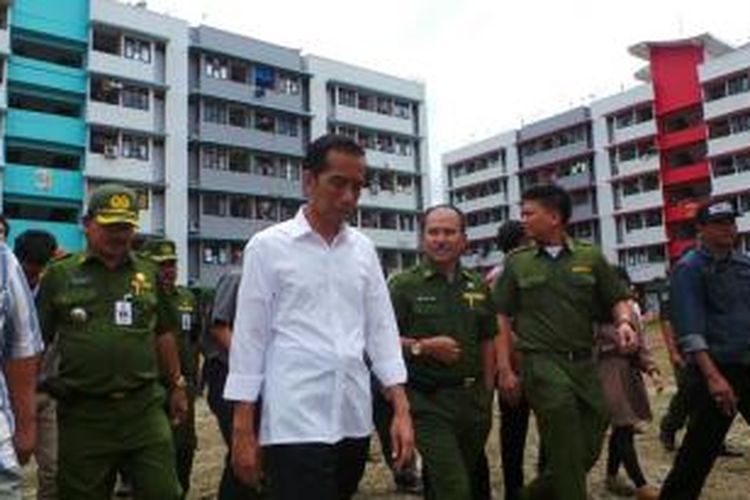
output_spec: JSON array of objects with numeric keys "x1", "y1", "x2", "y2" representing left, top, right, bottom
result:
[
  {"x1": 408, "y1": 382, "x2": 492, "y2": 500},
  {"x1": 57, "y1": 383, "x2": 181, "y2": 500},
  {"x1": 521, "y1": 353, "x2": 608, "y2": 500},
  {"x1": 170, "y1": 385, "x2": 197, "y2": 498}
]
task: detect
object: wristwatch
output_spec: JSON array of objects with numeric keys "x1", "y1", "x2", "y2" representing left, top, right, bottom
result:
[
  {"x1": 410, "y1": 340, "x2": 423, "y2": 357},
  {"x1": 171, "y1": 375, "x2": 188, "y2": 391}
]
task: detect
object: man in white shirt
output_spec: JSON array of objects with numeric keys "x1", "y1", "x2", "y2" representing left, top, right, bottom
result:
[{"x1": 225, "y1": 134, "x2": 414, "y2": 500}]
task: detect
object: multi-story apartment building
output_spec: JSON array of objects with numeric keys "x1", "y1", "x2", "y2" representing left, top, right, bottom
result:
[
  {"x1": 0, "y1": 0, "x2": 430, "y2": 286},
  {"x1": 444, "y1": 33, "x2": 750, "y2": 288},
  {"x1": 443, "y1": 131, "x2": 519, "y2": 269},
  {"x1": 306, "y1": 55, "x2": 429, "y2": 275},
  {"x1": 187, "y1": 26, "x2": 310, "y2": 285},
  {"x1": 1, "y1": 0, "x2": 188, "y2": 262}
]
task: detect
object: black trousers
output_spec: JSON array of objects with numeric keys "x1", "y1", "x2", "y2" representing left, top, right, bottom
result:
[
  {"x1": 265, "y1": 438, "x2": 370, "y2": 500},
  {"x1": 203, "y1": 358, "x2": 262, "y2": 499},
  {"x1": 661, "y1": 364, "x2": 750, "y2": 500}
]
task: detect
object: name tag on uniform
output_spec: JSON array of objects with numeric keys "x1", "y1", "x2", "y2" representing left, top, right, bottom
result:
[
  {"x1": 181, "y1": 313, "x2": 192, "y2": 332},
  {"x1": 114, "y1": 301, "x2": 133, "y2": 326}
]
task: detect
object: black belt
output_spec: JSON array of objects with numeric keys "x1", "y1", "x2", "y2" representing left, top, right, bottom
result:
[
  {"x1": 408, "y1": 376, "x2": 479, "y2": 392},
  {"x1": 526, "y1": 349, "x2": 593, "y2": 362}
]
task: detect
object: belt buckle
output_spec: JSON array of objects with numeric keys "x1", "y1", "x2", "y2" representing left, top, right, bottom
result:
[
  {"x1": 109, "y1": 391, "x2": 126, "y2": 400},
  {"x1": 463, "y1": 377, "x2": 476, "y2": 388}
]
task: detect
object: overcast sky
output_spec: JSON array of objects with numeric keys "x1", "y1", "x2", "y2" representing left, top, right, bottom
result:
[{"x1": 148, "y1": 0, "x2": 750, "y2": 201}]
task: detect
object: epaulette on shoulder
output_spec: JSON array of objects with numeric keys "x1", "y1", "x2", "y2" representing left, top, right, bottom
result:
[{"x1": 505, "y1": 243, "x2": 535, "y2": 257}]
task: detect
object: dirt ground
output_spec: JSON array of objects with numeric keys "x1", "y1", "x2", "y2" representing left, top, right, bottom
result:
[{"x1": 22, "y1": 327, "x2": 750, "y2": 499}]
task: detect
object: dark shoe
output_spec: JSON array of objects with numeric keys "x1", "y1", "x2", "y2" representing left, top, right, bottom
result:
[
  {"x1": 606, "y1": 474, "x2": 635, "y2": 497},
  {"x1": 394, "y1": 472, "x2": 423, "y2": 495},
  {"x1": 719, "y1": 442, "x2": 744, "y2": 458},
  {"x1": 659, "y1": 429, "x2": 676, "y2": 452}
]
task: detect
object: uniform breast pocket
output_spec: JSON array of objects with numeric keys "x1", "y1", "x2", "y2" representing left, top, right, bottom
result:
[
  {"x1": 131, "y1": 292, "x2": 158, "y2": 327},
  {"x1": 567, "y1": 272, "x2": 596, "y2": 287},
  {"x1": 413, "y1": 301, "x2": 441, "y2": 316},
  {"x1": 56, "y1": 288, "x2": 99, "y2": 324}
]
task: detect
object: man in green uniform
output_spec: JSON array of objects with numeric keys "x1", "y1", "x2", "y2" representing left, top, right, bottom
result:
[
  {"x1": 389, "y1": 204, "x2": 496, "y2": 500},
  {"x1": 36, "y1": 184, "x2": 187, "y2": 500},
  {"x1": 140, "y1": 238, "x2": 200, "y2": 498},
  {"x1": 494, "y1": 184, "x2": 636, "y2": 500}
]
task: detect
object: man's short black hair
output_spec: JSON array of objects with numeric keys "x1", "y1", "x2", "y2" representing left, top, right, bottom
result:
[
  {"x1": 303, "y1": 134, "x2": 365, "y2": 175},
  {"x1": 521, "y1": 184, "x2": 572, "y2": 224},
  {"x1": 14, "y1": 230, "x2": 58, "y2": 267},
  {"x1": 0, "y1": 215, "x2": 9, "y2": 237},
  {"x1": 496, "y1": 220, "x2": 525, "y2": 253},
  {"x1": 422, "y1": 204, "x2": 466, "y2": 234}
]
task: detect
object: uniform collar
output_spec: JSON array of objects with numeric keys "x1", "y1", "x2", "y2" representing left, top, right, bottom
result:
[
  {"x1": 420, "y1": 259, "x2": 470, "y2": 282},
  {"x1": 533, "y1": 235, "x2": 576, "y2": 257},
  {"x1": 287, "y1": 205, "x2": 351, "y2": 243},
  {"x1": 80, "y1": 248, "x2": 137, "y2": 268}
]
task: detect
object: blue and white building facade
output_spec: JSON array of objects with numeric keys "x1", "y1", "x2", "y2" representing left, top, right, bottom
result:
[{"x1": 0, "y1": 0, "x2": 430, "y2": 286}]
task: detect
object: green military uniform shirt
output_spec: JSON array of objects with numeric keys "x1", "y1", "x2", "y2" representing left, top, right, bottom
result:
[
  {"x1": 36, "y1": 251, "x2": 176, "y2": 396},
  {"x1": 493, "y1": 238, "x2": 629, "y2": 352},
  {"x1": 168, "y1": 285, "x2": 200, "y2": 382},
  {"x1": 389, "y1": 261, "x2": 497, "y2": 388}
]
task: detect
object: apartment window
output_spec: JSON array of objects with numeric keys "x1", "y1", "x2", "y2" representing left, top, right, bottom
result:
[
  {"x1": 337, "y1": 125, "x2": 357, "y2": 139},
  {"x1": 206, "y1": 57, "x2": 229, "y2": 80},
  {"x1": 228, "y1": 149, "x2": 251, "y2": 173},
  {"x1": 615, "y1": 111, "x2": 634, "y2": 129},
  {"x1": 278, "y1": 74, "x2": 300, "y2": 95},
  {"x1": 256, "y1": 198, "x2": 278, "y2": 220},
  {"x1": 642, "y1": 173, "x2": 659, "y2": 192},
  {"x1": 203, "y1": 195, "x2": 226, "y2": 217},
  {"x1": 377, "y1": 97, "x2": 393, "y2": 115},
  {"x1": 358, "y1": 131, "x2": 375, "y2": 150},
  {"x1": 727, "y1": 74, "x2": 750, "y2": 96},
  {"x1": 255, "y1": 112, "x2": 276, "y2": 133},
  {"x1": 279, "y1": 158, "x2": 301, "y2": 181},
  {"x1": 377, "y1": 134, "x2": 394, "y2": 153},
  {"x1": 202, "y1": 146, "x2": 229, "y2": 170},
  {"x1": 90, "y1": 128, "x2": 119, "y2": 154},
  {"x1": 338, "y1": 88, "x2": 356, "y2": 107},
  {"x1": 255, "y1": 65, "x2": 275, "y2": 90},
  {"x1": 622, "y1": 178, "x2": 639, "y2": 196},
  {"x1": 396, "y1": 139, "x2": 413, "y2": 157},
  {"x1": 277, "y1": 117, "x2": 299, "y2": 137},
  {"x1": 228, "y1": 106, "x2": 248, "y2": 128},
  {"x1": 123, "y1": 37, "x2": 151, "y2": 63},
  {"x1": 254, "y1": 156, "x2": 276, "y2": 177},
  {"x1": 122, "y1": 86, "x2": 149, "y2": 110},
  {"x1": 625, "y1": 214, "x2": 643, "y2": 231},
  {"x1": 204, "y1": 100, "x2": 227, "y2": 124},
  {"x1": 396, "y1": 174, "x2": 414, "y2": 193},
  {"x1": 134, "y1": 188, "x2": 150, "y2": 211},
  {"x1": 636, "y1": 106, "x2": 653, "y2": 123},
  {"x1": 229, "y1": 196, "x2": 252, "y2": 219},
  {"x1": 713, "y1": 156, "x2": 735, "y2": 177},
  {"x1": 644, "y1": 210, "x2": 662, "y2": 227},
  {"x1": 729, "y1": 113, "x2": 750, "y2": 134},
  {"x1": 705, "y1": 82, "x2": 726, "y2": 101},
  {"x1": 90, "y1": 78, "x2": 120, "y2": 105},
  {"x1": 618, "y1": 144, "x2": 636, "y2": 163},
  {"x1": 229, "y1": 60, "x2": 249, "y2": 83},
  {"x1": 121, "y1": 135, "x2": 149, "y2": 160},
  {"x1": 93, "y1": 29, "x2": 120, "y2": 55},
  {"x1": 394, "y1": 100, "x2": 411, "y2": 119},
  {"x1": 358, "y1": 94, "x2": 376, "y2": 112}
]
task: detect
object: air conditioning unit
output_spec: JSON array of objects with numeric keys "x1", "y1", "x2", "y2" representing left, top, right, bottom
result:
[{"x1": 104, "y1": 144, "x2": 118, "y2": 159}]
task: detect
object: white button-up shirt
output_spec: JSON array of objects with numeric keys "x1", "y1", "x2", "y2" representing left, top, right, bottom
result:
[{"x1": 224, "y1": 208, "x2": 407, "y2": 445}]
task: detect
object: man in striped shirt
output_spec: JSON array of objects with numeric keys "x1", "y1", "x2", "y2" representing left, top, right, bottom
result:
[{"x1": 0, "y1": 240, "x2": 44, "y2": 499}]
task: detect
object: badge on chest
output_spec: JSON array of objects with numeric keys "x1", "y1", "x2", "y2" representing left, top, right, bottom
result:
[{"x1": 114, "y1": 299, "x2": 133, "y2": 326}]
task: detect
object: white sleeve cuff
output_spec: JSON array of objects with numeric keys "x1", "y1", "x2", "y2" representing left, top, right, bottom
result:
[
  {"x1": 223, "y1": 373, "x2": 263, "y2": 402},
  {"x1": 372, "y1": 358, "x2": 407, "y2": 388},
  {"x1": 679, "y1": 333, "x2": 709, "y2": 353}
]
